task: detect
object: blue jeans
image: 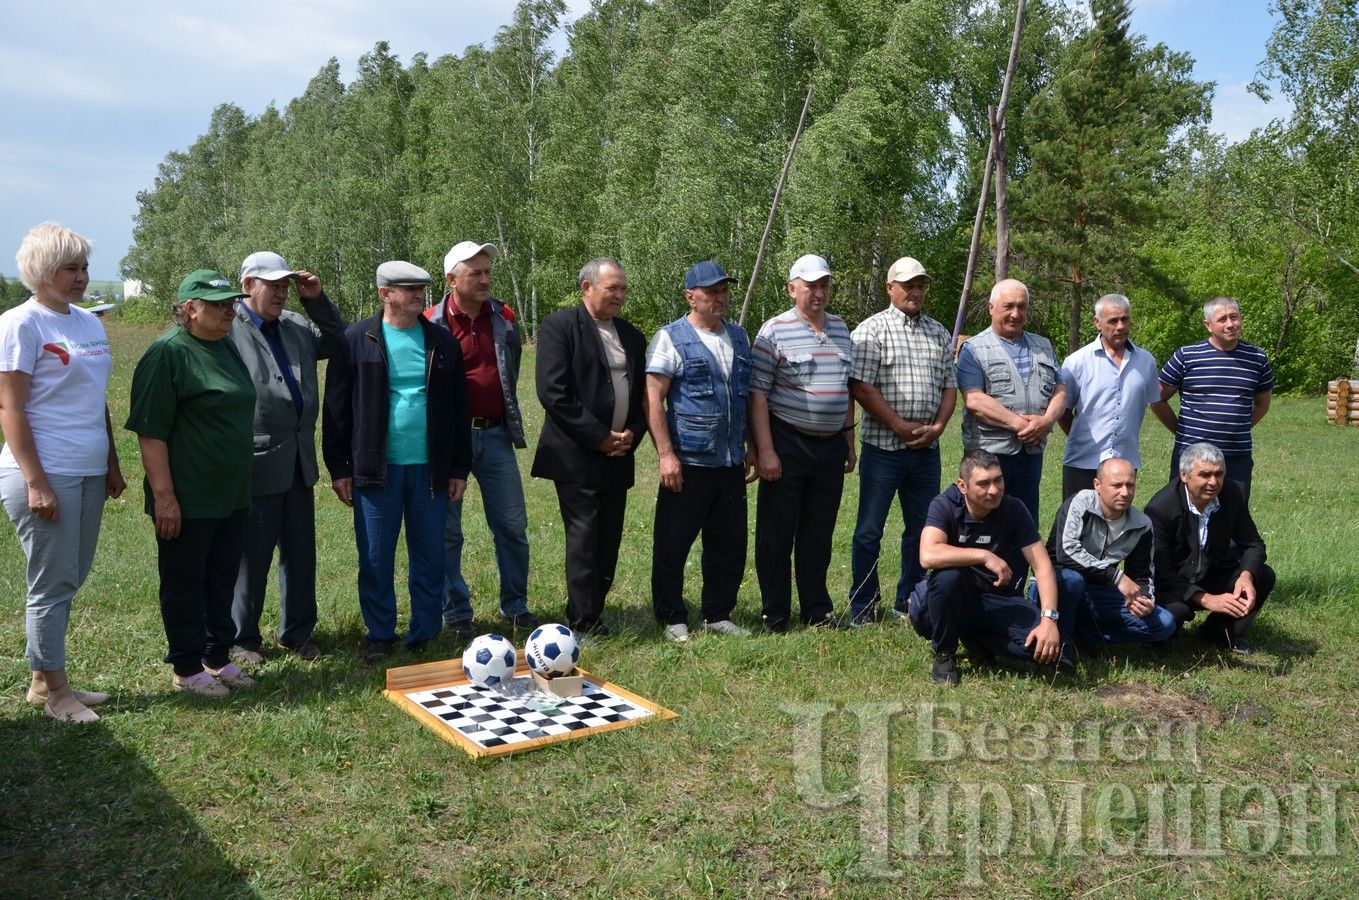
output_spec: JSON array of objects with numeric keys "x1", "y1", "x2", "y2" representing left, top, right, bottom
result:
[
  {"x1": 354, "y1": 463, "x2": 447, "y2": 646},
  {"x1": 441, "y1": 425, "x2": 530, "y2": 623},
  {"x1": 849, "y1": 442, "x2": 940, "y2": 618},
  {"x1": 1051, "y1": 568, "x2": 1177, "y2": 647}
]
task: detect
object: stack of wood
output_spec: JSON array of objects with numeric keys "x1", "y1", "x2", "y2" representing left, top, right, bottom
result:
[{"x1": 1326, "y1": 379, "x2": 1359, "y2": 424}]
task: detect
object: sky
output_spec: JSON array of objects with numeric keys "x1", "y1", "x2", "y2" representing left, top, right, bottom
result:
[{"x1": 1, "y1": 1, "x2": 1284, "y2": 282}]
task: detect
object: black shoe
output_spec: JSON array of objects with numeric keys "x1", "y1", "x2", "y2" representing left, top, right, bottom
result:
[
  {"x1": 931, "y1": 651, "x2": 960, "y2": 686},
  {"x1": 501, "y1": 611, "x2": 542, "y2": 631},
  {"x1": 279, "y1": 638, "x2": 321, "y2": 661},
  {"x1": 445, "y1": 619, "x2": 477, "y2": 641},
  {"x1": 1226, "y1": 641, "x2": 1254, "y2": 657},
  {"x1": 1055, "y1": 656, "x2": 1077, "y2": 675},
  {"x1": 362, "y1": 639, "x2": 395, "y2": 664},
  {"x1": 809, "y1": 615, "x2": 848, "y2": 631},
  {"x1": 762, "y1": 618, "x2": 788, "y2": 634},
  {"x1": 576, "y1": 621, "x2": 612, "y2": 637}
]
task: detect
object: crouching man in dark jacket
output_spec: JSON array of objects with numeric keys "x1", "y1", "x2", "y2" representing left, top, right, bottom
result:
[{"x1": 1144, "y1": 441, "x2": 1273, "y2": 655}]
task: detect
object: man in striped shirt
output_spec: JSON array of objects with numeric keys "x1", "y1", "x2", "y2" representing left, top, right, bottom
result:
[
  {"x1": 748, "y1": 254, "x2": 856, "y2": 632},
  {"x1": 847, "y1": 256, "x2": 957, "y2": 625},
  {"x1": 1151, "y1": 297, "x2": 1273, "y2": 504}
]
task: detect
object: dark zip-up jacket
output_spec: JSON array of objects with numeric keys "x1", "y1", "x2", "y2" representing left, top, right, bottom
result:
[{"x1": 322, "y1": 313, "x2": 471, "y2": 492}]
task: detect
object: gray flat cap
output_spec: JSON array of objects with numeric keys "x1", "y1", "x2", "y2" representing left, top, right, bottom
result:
[{"x1": 376, "y1": 260, "x2": 433, "y2": 287}]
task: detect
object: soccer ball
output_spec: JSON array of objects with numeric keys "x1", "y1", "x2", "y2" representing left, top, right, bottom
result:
[
  {"x1": 462, "y1": 633, "x2": 517, "y2": 688},
  {"x1": 525, "y1": 624, "x2": 580, "y2": 677}
]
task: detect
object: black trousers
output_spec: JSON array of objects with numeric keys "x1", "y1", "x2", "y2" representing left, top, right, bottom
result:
[
  {"x1": 755, "y1": 421, "x2": 846, "y2": 628},
  {"x1": 651, "y1": 464, "x2": 747, "y2": 625},
  {"x1": 231, "y1": 471, "x2": 317, "y2": 650},
  {"x1": 157, "y1": 510, "x2": 247, "y2": 676},
  {"x1": 1061, "y1": 465, "x2": 1098, "y2": 500},
  {"x1": 1161, "y1": 562, "x2": 1275, "y2": 644},
  {"x1": 554, "y1": 480, "x2": 629, "y2": 631}
]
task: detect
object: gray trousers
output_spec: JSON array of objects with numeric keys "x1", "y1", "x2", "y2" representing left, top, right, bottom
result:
[
  {"x1": 0, "y1": 469, "x2": 105, "y2": 670},
  {"x1": 231, "y1": 473, "x2": 317, "y2": 649}
]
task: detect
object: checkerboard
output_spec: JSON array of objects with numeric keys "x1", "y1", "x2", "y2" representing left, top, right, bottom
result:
[{"x1": 384, "y1": 661, "x2": 677, "y2": 758}]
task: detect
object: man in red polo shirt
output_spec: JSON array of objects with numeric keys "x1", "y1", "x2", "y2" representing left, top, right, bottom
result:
[{"x1": 425, "y1": 241, "x2": 541, "y2": 638}]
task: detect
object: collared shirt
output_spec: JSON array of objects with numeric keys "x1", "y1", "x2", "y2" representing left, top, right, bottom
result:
[
  {"x1": 1059, "y1": 337, "x2": 1160, "y2": 468},
  {"x1": 749, "y1": 308, "x2": 853, "y2": 436},
  {"x1": 850, "y1": 306, "x2": 956, "y2": 451},
  {"x1": 1159, "y1": 339, "x2": 1274, "y2": 456},
  {"x1": 243, "y1": 303, "x2": 303, "y2": 414},
  {"x1": 1183, "y1": 485, "x2": 1220, "y2": 550},
  {"x1": 445, "y1": 300, "x2": 505, "y2": 419}
]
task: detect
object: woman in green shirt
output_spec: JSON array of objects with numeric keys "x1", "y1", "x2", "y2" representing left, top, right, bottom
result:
[{"x1": 126, "y1": 270, "x2": 258, "y2": 697}]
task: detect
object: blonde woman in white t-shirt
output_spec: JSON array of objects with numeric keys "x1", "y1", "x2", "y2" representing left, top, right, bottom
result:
[{"x1": 0, "y1": 223, "x2": 125, "y2": 723}]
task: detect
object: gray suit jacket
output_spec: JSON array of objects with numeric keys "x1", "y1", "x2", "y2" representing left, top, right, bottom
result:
[{"x1": 229, "y1": 293, "x2": 345, "y2": 496}]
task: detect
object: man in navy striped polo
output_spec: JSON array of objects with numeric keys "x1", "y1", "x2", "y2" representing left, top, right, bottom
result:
[
  {"x1": 1151, "y1": 297, "x2": 1273, "y2": 504},
  {"x1": 748, "y1": 254, "x2": 857, "y2": 632}
]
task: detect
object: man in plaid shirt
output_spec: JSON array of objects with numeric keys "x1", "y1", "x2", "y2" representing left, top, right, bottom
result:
[{"x1": 847, "y1": 256, "x2": 957, "y2": 625}]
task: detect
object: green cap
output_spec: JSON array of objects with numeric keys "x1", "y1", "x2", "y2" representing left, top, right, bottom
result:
[{"x1": 177, "y1": 269, "x2": 247, "y2": 304}]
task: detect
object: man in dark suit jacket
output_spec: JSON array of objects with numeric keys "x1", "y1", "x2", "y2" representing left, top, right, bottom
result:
[
  {"x1": 228, "y1": 251, "x2": 345, "y2": 663},
  {"x1": 532, "y1": 257, "x2": 647, "y2": 634},
  {"x1": 1144, "y1": 441, "x2": 1274, "y2": 654}
]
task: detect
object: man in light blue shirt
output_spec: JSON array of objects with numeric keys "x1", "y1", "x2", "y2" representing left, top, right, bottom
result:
[{"x1": 1057, "y1": 294, "x2": 1165, "y2": 498}]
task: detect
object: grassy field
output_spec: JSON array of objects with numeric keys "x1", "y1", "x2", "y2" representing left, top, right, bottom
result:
[{"x1": 2, "y1": 320, "x2": 1357, "y2": 898}]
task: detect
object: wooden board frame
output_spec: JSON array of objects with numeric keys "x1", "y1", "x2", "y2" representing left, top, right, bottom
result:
[{"x1": 384, "y1": 659, "x2": 678, "y2": 759}]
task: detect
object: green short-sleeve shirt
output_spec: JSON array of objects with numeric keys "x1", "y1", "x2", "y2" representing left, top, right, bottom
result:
[{"x1": 125, "y1": 326, "x2": 255, "y2": 519}]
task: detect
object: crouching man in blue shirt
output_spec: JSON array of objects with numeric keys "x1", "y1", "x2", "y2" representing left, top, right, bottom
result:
[{"x1": 907, "y1": 449, "x2": 1076, "y2": 685}]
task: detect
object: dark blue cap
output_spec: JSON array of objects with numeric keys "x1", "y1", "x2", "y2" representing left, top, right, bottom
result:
[{"x1": 684, "y1": 260, "x2": 736, "y2": 290}]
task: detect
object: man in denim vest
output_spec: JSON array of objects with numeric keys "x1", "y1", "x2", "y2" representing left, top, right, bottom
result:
[
  {"x1": 957, "y1": 279, "x2": 1066, "y2": 584},
  {"x1": 645, "y1": 261, "x2": 754, "y2": 642}
]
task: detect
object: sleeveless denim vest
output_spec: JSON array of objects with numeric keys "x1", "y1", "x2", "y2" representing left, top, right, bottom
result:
[
  {"x1": 961, "y1": 327, "x2": 1059, "y2": 455},
  {"x1": 663, "y1": 317, "x2": 753, "y2": 467}
]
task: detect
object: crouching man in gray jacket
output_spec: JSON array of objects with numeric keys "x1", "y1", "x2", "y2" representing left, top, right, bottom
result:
[{"x1": 1042, "y1": 456, "x2": 1176, "y2": 653}]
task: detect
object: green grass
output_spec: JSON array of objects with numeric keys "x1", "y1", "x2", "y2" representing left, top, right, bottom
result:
[{"x1": 2, "y1": 321, "x2": 1357, "y2": 897}]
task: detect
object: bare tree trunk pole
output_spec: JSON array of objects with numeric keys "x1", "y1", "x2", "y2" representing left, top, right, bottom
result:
[
  {"x1": 992, "y1": 105, "x2": 1011, "y2": 281},
  {"x1": 738, "y1": 84, "x2": 815, "y2": 328},
  {"x1": 951, "y1": 0, "x2": 1028, "y2": 345}
]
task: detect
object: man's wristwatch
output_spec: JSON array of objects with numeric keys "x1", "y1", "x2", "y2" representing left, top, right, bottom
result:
[{"x1": 1040, "y1": 609, "x2": 1060, "y2": 622}]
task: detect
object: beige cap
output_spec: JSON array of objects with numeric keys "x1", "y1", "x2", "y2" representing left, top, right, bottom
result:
[{"x1": 886, "y1": 257, "x2": 930, "y2": 283}]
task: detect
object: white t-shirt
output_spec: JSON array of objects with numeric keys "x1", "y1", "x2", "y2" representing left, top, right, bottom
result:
[
  {"x1": 645, "y1": 324, "x2": 734, "y2": 380},
  {"x1": 0, "y1": 298, "x2": 112, "y2": 475}
]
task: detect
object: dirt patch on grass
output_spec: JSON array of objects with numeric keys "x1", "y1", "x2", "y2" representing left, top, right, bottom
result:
[{"x1": 1095, "y1": 683, "x2": 1223, "y2": 727}]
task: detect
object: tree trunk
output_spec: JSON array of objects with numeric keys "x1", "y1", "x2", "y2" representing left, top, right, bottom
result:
[
  {"x1": 1068, "y1": 266, "x2": 1084, "y2": 354},
  {"x1": 992, "y1": 105, "x2": 1010, "y2": 281}
]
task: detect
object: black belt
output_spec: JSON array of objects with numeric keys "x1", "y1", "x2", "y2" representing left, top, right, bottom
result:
[
  {"x1": 771, "y1": 415, "x2": 845, "y2": 442},
  {"x1": 470, "y1": 416, "x2": 504, "y2": 430}
]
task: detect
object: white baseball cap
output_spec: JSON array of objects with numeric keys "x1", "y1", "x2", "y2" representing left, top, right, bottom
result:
[
  {"x1": 788, "y1": 254, "x2": 832, "y2": 283},
  {"x1": 240, "y1": 251, "x2": 297, "y2": 282},
  {"x1": 443, "y1": 241, "x2": 498, "y2": 275}
]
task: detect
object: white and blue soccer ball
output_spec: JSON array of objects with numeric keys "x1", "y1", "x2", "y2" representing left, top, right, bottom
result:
[
  {"x1": 525, "y1": 624, "x2": 580, "y2": 677},
  {"x1": 462, "y1": 633, "x2": 517, "y2": 688}
]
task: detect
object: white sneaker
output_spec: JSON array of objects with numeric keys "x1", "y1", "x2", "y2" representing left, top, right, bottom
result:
[
  {"x1": 173, "y1": 671, "x2": 229, "y2": 698},
  {"x1": 662, "y1": 623, "x2": 691, "y2": 642},
  {"x1": 203, "y1": 661, "x2": 255, "y2": 689},
  {"x1": 703, "y1": 619, "x2": 751, "y2": 637}
]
